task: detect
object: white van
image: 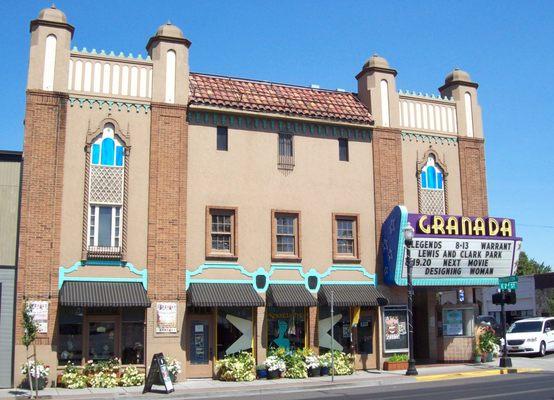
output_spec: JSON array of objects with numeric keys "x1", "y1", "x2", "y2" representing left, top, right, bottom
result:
[{"x1": 505, "y1": 317, "x2": 554, "y2": 356}]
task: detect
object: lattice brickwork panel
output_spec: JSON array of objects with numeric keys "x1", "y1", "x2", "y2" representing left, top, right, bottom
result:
[
  {"x1": 89, "y1": 165, "x2": 124, "y2": 204},
  {"x1": 419, "y1": 188, "x2": 445, "y2": 215}
]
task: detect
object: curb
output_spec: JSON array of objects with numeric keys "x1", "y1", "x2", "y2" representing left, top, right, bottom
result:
[{"x1": 415, "y1": 367, "x2": 543, "y2": 382}]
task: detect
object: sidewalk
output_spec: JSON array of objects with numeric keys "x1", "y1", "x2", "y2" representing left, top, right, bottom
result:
[{"x1": 0, "y1": 359, "x2": 544, "y2": 400}]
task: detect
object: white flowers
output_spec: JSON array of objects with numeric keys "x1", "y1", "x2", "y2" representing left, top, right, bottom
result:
[
  {"x1": 165, "y1": 357, "x2": 182, "y2": 375},
  {"x1": 305, "y1": 355, "x2": 320, "y2": 370},
  {"x1": 21, "y1": 361, "x2": 49, "y2": 379},
  {"x1": 264, "y1": 355, "x2": 286, "y2": 372}
]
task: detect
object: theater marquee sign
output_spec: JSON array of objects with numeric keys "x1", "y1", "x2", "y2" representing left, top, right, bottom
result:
[{"x1": 382, "y1": 206, "x2": 522, "y2": 286}]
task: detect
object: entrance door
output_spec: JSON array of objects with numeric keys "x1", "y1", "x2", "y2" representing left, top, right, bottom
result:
[
  {"x1": 186, "y1": 315, "x2": 213, "y2": 378},
  {"x1": 86, "y1": 316, "x2": 119, "y2": 361},
  {"x1": 354, "y1": 309, "x2": 377, "y2": 370}
]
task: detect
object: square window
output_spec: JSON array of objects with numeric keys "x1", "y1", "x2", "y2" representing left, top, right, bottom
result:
[
  {"x1": 333, "y1": 214, "x2": 359, "y2": 260},
  {"x1": 272, "y1": 211, "x2": 300, "y2": 260},
  {"x1": 206, "y1": 207, "x2": 237, "y2": 258}
]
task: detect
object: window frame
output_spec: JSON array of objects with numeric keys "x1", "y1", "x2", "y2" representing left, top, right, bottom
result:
[
  {"x1": 216, "y1": 126, "x2": 228, "y2": 151},
  {"x1": 277, "y1": 133, "x2": 294, "y2": 170},
  {"x1": 338, "y1": 138, "x2": 349, "y2": 162},
  {"x1": 205, "y1": 206, "x2": 238, "y2": 260},
  {"x1": 271, "y1": 209, "x2": 301, "y2": 261},
  {"x1": 332, "y1": 213, "x2": 360, "y2": 262},
  {"x1": 88, "y1": 205, "x2": 122, "y2": 249}
]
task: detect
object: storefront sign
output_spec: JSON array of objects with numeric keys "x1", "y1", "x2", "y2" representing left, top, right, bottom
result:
[
  {"x1": 382, "y1": 206, "x2": 522, "y2": 286},
  {"x1": 155, "y1": 302, "x2": 178, "y2": 333},
  {"x1": 29, "y1": 301, "x2": 48, "y2": 334},
  {"x1": 383, "y1": 306, "x2": 409, "y2": 353}
]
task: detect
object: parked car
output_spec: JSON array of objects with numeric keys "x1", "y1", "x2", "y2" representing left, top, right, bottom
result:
[
  {"x1": 476, "y1": 315, "x2": 503, "y2": 337},
  {"x1": 505, "y1": 317, "x2": 554, "y2": 357}
]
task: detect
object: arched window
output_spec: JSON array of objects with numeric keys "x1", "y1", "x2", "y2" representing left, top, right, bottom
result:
[
  {"x1": 87, "y1": 122, "x2": 126, "y2": 258},
  {"x1": 418, "y1": 154, "x2": 446, "y2": 214}
]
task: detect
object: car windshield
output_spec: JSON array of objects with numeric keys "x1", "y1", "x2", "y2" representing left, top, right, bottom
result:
[{"x1": 507, "y1": 321, "x2": 543, "y2": 333}]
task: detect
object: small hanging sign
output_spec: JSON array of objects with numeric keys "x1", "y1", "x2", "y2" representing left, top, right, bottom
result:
[{"x1": 143, "y1": 353, "x2": 175, "y2": 394}]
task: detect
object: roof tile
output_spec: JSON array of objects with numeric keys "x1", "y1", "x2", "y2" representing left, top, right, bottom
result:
[{"x1": 189, "y1": 73, "x2": 373, "y2": 125}]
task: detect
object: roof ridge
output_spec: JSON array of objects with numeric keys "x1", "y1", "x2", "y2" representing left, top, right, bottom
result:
[{"x1": 190, "y1": 71, "x2": 355, "y2": 95}]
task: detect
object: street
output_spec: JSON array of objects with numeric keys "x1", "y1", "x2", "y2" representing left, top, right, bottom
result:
[{"x1": 171, "y1": 372, "x2": 554, "y2": 400}]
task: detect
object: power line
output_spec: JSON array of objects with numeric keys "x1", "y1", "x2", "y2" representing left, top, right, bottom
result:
[{"x1": 518, "y1": 223, "x2": 554, "y2": 229}]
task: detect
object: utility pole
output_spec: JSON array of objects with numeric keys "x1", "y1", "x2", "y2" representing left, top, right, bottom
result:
[{"x1": 331, "y1": 289, "x2": 335, "y2": 383}]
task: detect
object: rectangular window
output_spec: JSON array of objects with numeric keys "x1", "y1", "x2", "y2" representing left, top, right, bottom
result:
[
  {"x1": 333, "y1": 214, "x2": 359, "y2": 261},
  {"x1": 278, "y1": 133, "x2": 294, "y2": 170},
  {"x1": 206, "y1": 207, "x2": 237, "y2": 258},
  {"x1": 339, "y1": 138, "x2": 349, "y2": 161},
  {"x1": 88, "y1": 205, "x2": 122, "y2": 249},
  {"x1": 272, "y1": 210, "x2": 300, "y2": 260},
  {"x1": 268, "y1": 307, "x2": 306, "y2": 351},
  {"x1": 217, "y1": 126, "x2": 228, "y2": 151}
]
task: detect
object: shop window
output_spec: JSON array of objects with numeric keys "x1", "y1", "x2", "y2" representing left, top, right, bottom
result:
[
  {"x1": 206, "y1": 207, "x2": 237, "y2": 259},
  {"x1": 271, "y1": 210, "x2": 301, "y2": 261},
  {"x1": 383, "y1": 305, "x2": 409, "y2": 353},
  {"x1": 58, "y1": 307, "x2": 84, "y2": 365},
  {"x1": 121, "y1": 308, "x2": 145, "y2": 364},
  {"x1": 442, "y1": 307, "x2": 475, "y2": 336},
  {"x1": 267, "y1": 307, "x2": 306, "y2": 351},
  {"x1": 216, "y1": 307, "x2": 253, "y2": 360},
  {"x1": 332, "y1": 214, "x2": 359, "y2": 261},
  {"x1": 319, "y1": 306, "x2": 352, "y2": 353},
  {"x1": 89, "y1": 321, "x2": 116, "y2": 361},
  {"x1": 418, "y1": 153, "x2": 446, "y2": 215}
]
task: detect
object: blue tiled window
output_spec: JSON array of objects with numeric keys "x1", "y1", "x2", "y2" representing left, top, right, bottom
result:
[{"x1": 420, "y1": 156, "x2": 444, "y2": 190}]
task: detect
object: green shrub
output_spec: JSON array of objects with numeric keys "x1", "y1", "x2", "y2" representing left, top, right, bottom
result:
[
  {"x1": 283, "y1": 350, "x2": 307, "y2": 379},
  {"x1": 388, "y1": 353, "x2": 409, "y2": 362},
  {"x1": 120, "y1": 366, "x2": 144, "y2": 387},
  {"x1": 60, "y1": 362, "x2": 88, "y2": 389},
  {"x1": 328, "y1": 350, "x2": 354, "y2": 375},
  {"x1": 216, "y1": 352, "x2": 255, "y2": 381}
]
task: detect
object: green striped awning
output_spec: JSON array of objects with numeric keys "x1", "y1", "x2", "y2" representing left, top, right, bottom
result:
[
  {"x1": 59, "y1": 281, "x2": 151, "y2": 307},
  {"x1": 187, "y1": 283, "x2": 264, "y2": 307},
  {"x1": 318, "y1": 284, "x2": 389, "y2": 307}
]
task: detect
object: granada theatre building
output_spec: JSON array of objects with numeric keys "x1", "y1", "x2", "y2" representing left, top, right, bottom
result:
[{"x1": 13, "y1": 5, "x2": 519, "y2": 385}]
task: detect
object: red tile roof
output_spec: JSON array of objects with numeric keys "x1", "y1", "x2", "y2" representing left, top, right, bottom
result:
[{"x1": 189, "y1": 73, "x2": 373, "y2": 125}]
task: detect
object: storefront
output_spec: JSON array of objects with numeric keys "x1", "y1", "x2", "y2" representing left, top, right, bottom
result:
[
  {"x1": 382, "y1": 206, "x2": 522, "y2": 362},
  {"x1": 57, "y1": 282, "x2": 150, "y2": 367}
]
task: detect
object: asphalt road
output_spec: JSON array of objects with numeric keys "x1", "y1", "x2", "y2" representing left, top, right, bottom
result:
[{"x1": 173, "y1": 372, "x2": 554, "y2": 400}]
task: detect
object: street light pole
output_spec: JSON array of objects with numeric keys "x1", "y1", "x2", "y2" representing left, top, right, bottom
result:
[
  {"x1": 499, "y1": 291, "x2": 512, "y2": 368},
  {"x1": 404, "y1": 222, "x2": 418, "y2": 376}
]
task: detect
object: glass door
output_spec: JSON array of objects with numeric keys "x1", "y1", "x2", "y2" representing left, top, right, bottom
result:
[
  {"x1": 186, "y1": 314, "x2": 213, "y2": 377},
  {"x1": 87, "y1": 316, "x2": 119, "y2": 361}
]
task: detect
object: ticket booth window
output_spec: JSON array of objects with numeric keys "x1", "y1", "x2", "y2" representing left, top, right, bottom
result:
[{"x1": 442, "y1": 307, "x2": 475, "y2": 336}]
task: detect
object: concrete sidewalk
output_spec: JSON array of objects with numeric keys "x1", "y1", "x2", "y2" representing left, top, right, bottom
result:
[{"x1": 0, "y1": 358, "x2": 546, "y2": 400}]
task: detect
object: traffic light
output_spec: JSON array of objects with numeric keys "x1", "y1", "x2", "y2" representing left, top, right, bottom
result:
[{"x1": 492, "y1": 290, "x2": 516, "y2": 305}]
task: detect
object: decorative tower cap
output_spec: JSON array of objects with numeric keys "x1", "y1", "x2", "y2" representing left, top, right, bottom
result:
[
  {"x1": 444, "y1": 68, "x2": 473, "y2": 84},
  {"x1": 37, "y1": 4, "x2": 67, "y2": 24},
  {"x1": 155, "y1": 21, "x2": 184, "y2": 39},
  {"x1": 363, "y1": 53, "x2": 390, "y2": 69}
]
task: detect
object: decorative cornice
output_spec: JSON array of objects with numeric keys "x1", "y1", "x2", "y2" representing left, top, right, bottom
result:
[
  {"x1": 68, "y1": 97, "x2": 150, "y2": 114},
  {"x1": 71, "y1": 47, "x2": 152, "y2": 63},
  {"x1": 401, "y1": 131, "x2": 457, "y2": 146},
  {"x1": 187, "y1": 110, "x2": 372, "y2": 141}
]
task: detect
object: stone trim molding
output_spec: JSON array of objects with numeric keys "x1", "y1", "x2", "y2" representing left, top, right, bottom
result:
[
  {"x1": 68, "y1": 96, "x2": 150, "y2": 113},
  {"x1": 401, "y1": 131, "x2": 457, "y2": 146}
]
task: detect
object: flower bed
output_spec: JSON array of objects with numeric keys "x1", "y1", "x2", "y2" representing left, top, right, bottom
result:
[
  {"x1": 216, "y1": 352, "x2": 256, "y2": 381},
  {"x1": 383, "y1": 353, "x2": 409, "y2": 371},
  {"x1": 20, "y1": 361, "x2": 49, "y2": 390},
  {"x1": 58, "y1": 358, "x2": 146, "y2": 389}
]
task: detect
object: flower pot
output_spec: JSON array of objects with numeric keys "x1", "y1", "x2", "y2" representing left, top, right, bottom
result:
[
  {"x1": 267, "y1": 369, "x2": 281, "y2": 379},
  {"x1": 383, "y1": 361, "x2": 409, "y2": 371},
  {"x1": 256, "y1": 368, "x2": 268, "y2": 379},
  {"x1": 485, "y1": 352, "x2": 493, "y2": 362},
  {"x1": 320, "y1": 366, "x2": 329, "y2": 376},
  {"x1": 473, "y1": 355, "x2": 482, "y2": 363},
  {"x1": 308, "y1": 367, "x2": 320, "y2": 377},
  {"x1": 21, "y1": 377, "x2": 48, "y2": 390}
]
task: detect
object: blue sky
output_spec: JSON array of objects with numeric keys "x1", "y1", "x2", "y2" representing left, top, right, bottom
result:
[{"x1": 1, "y1": 1, "x2": 553, "y2": 266}]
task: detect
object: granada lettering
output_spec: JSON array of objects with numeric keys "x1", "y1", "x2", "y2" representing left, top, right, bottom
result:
[{"x1": 418, "y1": 215, "x2": 513, "y2": 237}]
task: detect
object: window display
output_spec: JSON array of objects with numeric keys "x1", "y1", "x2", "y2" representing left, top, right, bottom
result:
[
  {"x1": 383, "y1": 306, "x2": 409, "y2": 353},
  {"x1": 267, "y1": 307, "x2": 306, "y2": 351},
  {"x1": 122, "y1": 308, "x2": 145, "y2": 364},
  {"x1": 58, "y1": 307, "x2": 83, "y2": 365},
  {"x1": 217, "y1": 307, "x2": 253, "y2": 360},
  {"x1": 319, "y1": 306, "x2": 352, "y2": 353}
]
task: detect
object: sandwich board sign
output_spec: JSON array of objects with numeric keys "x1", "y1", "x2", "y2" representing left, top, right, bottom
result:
[{"x1": 143, "y1": 353, "x2": 175, "y2": 394}]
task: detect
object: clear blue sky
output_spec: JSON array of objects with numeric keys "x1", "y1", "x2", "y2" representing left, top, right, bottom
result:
[{"x1": 1, "y1": 1, "x2": 553, "y2": 266}]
